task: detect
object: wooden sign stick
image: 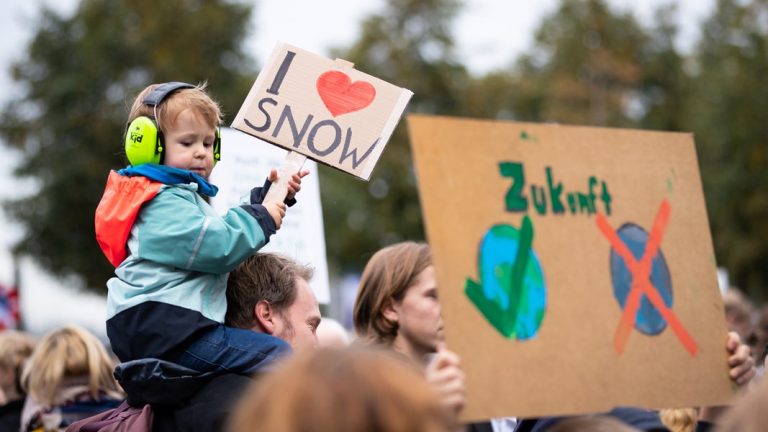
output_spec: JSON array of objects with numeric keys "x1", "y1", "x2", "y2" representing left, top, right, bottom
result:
[{"x1": 263, "y1": 150, "x2": 307, "y2": 203}]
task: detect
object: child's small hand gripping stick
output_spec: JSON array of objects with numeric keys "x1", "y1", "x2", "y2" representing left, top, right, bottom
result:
[{"x1": 264, "y1": 151, "x2": 307, "y2": 203}]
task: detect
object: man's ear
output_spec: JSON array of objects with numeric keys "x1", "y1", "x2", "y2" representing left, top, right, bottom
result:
[
  {"x1": 382, "y1": 298, "x2": 399, "y2": 323},
  {"x1": 254, "y1": 300, "x2": 276, "y2": 335}
]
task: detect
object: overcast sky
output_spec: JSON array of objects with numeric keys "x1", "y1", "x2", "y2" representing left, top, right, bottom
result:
[{"x1": 0, "y1": 0, "x2": 715, "y2": 336}]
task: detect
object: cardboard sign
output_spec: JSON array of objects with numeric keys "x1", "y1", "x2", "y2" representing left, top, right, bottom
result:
[
  {"x1": 232, "y1": 42, "x2": 413, "y2": 180},
  {"x1": 209, "y1": 128, "x2": 330, "y2": 304},
  {"x1": 408, "y1": 114, "x2": 733, "y2": 420}
]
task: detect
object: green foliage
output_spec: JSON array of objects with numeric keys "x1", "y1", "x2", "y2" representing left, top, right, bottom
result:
[
  {"x1": 506, "y1": 0, "x2": 648, "y2": 127},
  {"x1": 0, "y1": 0, "x2": 256, "y2": 292},
  {"x1": 635, "y1": 4, "x2": 689, "y2": 132},
  {"x1": 320, "y1": 0, "x2": 470, "y2": 273},
  {"x1": 685, "y1": 0, "x2": 768, "y2": 299},
  {"x1": 4, "y1": 0, "x2": 768, "y2": 299}
]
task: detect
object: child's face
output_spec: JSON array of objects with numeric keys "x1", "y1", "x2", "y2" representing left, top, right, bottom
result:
[{"x1": 163, "y1": 108, "x2": 216, "y2": 179}]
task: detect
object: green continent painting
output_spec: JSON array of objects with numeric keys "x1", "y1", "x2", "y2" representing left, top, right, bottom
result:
[{"x1": 465, "y1": 215, "x2": 547, "y2": 340}]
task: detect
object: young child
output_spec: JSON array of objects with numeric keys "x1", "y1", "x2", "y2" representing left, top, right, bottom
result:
[{"x1": 95, "y1": 82, "x2": 308, "y2": 374}]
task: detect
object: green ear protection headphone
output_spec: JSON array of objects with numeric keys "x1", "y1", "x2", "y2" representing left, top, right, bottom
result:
[{"x1": 124, "y1": 81, "x2": 221, "y2": 166}]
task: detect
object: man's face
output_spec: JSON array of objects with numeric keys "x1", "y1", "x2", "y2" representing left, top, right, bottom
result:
[{"x1": 273, "y1": 278, "x2": 321, "y2": 352}]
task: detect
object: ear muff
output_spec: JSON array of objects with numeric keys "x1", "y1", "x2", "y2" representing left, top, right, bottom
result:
[
  {"x1": 213, "y1": 127, "x2": 221, "y2": 164},
  {"x1": 123, "y1": 81, "x2": 196, "y2": 166},
  {"x1": 124, "y1": 116, "x2": 162, "y2": 166}
]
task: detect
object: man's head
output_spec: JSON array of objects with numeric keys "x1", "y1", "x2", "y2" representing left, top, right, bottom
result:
[{"x1": 226, "y1": 253, "x2": 321, "y2": 352}]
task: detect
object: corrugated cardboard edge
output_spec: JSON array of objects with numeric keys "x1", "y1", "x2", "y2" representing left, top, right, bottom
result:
[{"x1": 360, "y1": 88, "x2": 413, "y2": 180}]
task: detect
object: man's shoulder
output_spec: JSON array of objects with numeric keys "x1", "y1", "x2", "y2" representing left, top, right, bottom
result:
[
  {"x1": 152, "y1": 373, "x2": 255, "y2": 432},
  {"x1": 194, "y1": 373, "x2": 254, "y2": 400}
]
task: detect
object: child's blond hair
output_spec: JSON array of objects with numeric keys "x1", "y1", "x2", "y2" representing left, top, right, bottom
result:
[
  {"x1": 128, "y1": 82, "x2": 223, "y2": 134},
  {"x1": 21, "y1": 325, "x2": 121, "y2": 407}
]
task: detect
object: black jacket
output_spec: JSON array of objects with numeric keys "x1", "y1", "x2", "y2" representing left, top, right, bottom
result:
[{"x1": 115, "y1": 358, "x2": 263, "y2": 432}]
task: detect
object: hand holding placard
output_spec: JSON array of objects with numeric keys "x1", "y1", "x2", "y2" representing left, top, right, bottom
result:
[{"x1": 263, "y1": 151, "x2": 307, "y2": 204}]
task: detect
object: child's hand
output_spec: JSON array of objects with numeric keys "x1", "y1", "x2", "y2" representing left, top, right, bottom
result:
[
  {"x1": 287, "y1": 169, "x2": 310, "y2": 202},
  {"x1": 267, "y1": 168, "x2": 310, "y2": 203},
  {"x1": 264, "y1": 200, "x2": 286, "y2": 230}
]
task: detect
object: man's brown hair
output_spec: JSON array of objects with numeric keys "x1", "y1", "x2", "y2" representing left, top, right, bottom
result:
[{"x1": 226, "y1": 253, "x2": 314, "y2": 329}]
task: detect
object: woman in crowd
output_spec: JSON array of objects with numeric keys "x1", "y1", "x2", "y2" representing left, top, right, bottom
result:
[
  {"x1": 0, "y1": 331, "x2": 35, "y2": 429},
  {"x1": 352, "y1": 241, "x2": 467, "y2": 419},
  {"x1": 20, "y1": 325, "x2": 123, "y2": 431},
  {"x1": 352, "y1": 241, "x2": 757, "y2": 431}
]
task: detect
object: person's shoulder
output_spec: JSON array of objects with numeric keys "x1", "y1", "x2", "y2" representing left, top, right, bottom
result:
[
  {"x1": 153, "y1": 373, "x2": 255, "y2": 432},
  {"x1": 195, "y1": 373, "x2": 253, "y2": 400}
]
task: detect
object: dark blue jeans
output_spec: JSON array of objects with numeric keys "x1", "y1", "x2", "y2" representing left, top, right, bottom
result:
[{"x1": 176, "y1": 324, "x2": 291, "y2": 375}]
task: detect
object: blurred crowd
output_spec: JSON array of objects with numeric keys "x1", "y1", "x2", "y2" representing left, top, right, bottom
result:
[{"x1": 0, "y1": 244, "x2": 764, "y2": 432}]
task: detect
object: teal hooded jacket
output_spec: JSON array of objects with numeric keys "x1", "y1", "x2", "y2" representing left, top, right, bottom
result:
[{"x1": 95, "y1": 164, "x2": 276, "y2": 361}]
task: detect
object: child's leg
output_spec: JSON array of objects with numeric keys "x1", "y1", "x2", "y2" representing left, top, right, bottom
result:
[{"x1": 175, "y1": 325, "x2": 291, "y2": 375}]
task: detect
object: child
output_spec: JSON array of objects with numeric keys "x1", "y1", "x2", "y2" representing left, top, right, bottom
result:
[{"x1": 95, "y1": 82, "x2": 308, "y2": 374}]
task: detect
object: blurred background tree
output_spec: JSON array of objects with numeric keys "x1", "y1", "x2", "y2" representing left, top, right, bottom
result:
[
  {"x1": 1, "y1": 0, "x2": 767, "y2": 299},
  {"x1": 503, "y1": 0, "x2": 647, "y2": 127},
  {"x1": 684, "y1": 0, "x2": 768, "y2": 300},
  {"x1": 0, "y1": 0, "x2": 257, "y2": 292},
  {"x1": 319, "y1": 0, "x2": 470, "y2": 273}
]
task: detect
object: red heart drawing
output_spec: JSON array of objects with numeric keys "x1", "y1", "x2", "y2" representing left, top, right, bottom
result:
[{"x1": 316, "y1": 71, "x2": 376, "y2": 117}]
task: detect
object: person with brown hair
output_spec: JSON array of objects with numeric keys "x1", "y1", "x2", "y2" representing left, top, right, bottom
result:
[
  {"x1": 228, "y1": 348, "x2": 454, "y2": 432},
  {"x1": 112, "y1": 252, "x2": 321, "y2": 432},
  {"x1": 715, "y1": 371, "x2": 768, "y2": 432},
  {"x1": 353, "y1": 241, "x2": 467, "y2": 420},
  {"x1": 0, "y1": 331, "x2": 35, "y2": 430},
  {"x1": 225, "y1": 252, "x2": 321, "y2": 353},
  {"x1": 354, "y1": 241, "x2": 442, "y2": 358},
  {"x1": 19, "y1": 325, "x2": 122, "y2": 431}
]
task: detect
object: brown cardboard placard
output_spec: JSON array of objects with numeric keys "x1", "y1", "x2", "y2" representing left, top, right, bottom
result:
[
  {"x1": 407, "y1": 114, "x2": 733, "y2": 421},
  {"x1": 232, "y1": 42, "x2": 413, "y2": 180}
]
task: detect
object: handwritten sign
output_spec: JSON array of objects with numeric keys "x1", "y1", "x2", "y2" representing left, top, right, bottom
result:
[
  {"x1": 209, "y1": 128, "x2": 330, "y2": 303},
  {"x1": 408, "y1": 114, "x2": 733, "y2": 420},
  {"x1": 232, "y1": 42, "x2": 413, "y2": 180}
]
